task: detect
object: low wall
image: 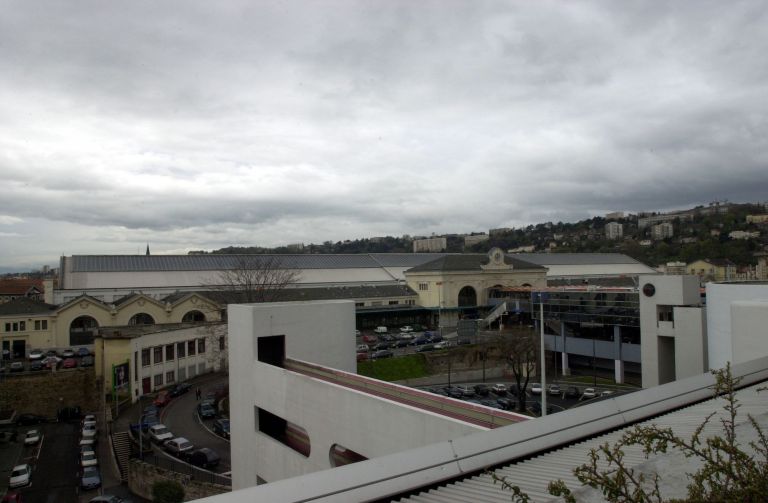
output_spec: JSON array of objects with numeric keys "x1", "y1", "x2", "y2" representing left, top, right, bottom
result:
[
  {"x1": 0, "y1": 368, "x2": 99, "y2": 417},
  {"x1": 128, "y1": 459, "x2": 230, "y2": 501}
]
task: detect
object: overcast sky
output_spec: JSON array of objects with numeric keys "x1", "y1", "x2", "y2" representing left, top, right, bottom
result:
[{"x1": 1, "y1": 1, "x2": 767, "y2": 270}]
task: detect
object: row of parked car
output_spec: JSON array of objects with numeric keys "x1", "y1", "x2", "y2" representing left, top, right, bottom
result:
[
  {"x1": 7, "y1": 426, "x2": 45, "y2": 491},
  {"x1": 2, "y1": 348, "x2": 95, "y2": 373}
]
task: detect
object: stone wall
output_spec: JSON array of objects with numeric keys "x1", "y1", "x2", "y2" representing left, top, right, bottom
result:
[
  {"x1": 0, "y1": 368, "x2": 99, "y2": 417},
  {"x1": 129, "y1": 459, "x2": 230, "y2": 501}
]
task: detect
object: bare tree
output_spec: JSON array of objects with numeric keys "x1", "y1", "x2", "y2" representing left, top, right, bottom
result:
[
  {"x1": 213, "y1": 255, "x2": 301, "y2": 303},
  {"x1": 495, "y1": 332, "x2": 538, "y2": 413}
]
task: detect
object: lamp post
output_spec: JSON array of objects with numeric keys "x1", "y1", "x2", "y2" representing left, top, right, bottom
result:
[{"x1": 539, "y1": 295, "x2": 547, "y2": 417}]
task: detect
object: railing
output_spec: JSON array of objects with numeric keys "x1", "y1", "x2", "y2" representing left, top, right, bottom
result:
[
  {"x1": 135, "y1": 451, "x2": 232, "y2": 487},
  {"x1": 483, "y1": 302, "x2": 507, "y2": 328},
  {"x1": 286, "y1": 358, "x2": 528, "y2": 429}
]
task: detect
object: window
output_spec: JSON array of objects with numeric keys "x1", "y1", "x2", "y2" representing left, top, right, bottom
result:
[
  {"x1": 355, "y1": 302, "x2": 364, "y2": 307},
  {"x1": 4, "y1": 323, "x2": 9, "y2": 332},
  {"x1": 406, "y1": 299, "x2": 416, "y2": 306},
  {"x1": 19, "y1": 321, "x2": 25, "y2": 331},
  {"x1": 129, "y1": 313, "x2": 155, "y2": 326},
  {"x1": 177, "y1": 341, "x2": 186, "y2": 358},
  {"x1": 188, "y1": 340, "x2": 196, "y2": 356},
  {"x1": 388, "y1": 300, "x2": 399, "y2": 305},
  {"x1": 141, "y1": 349, "x2": 151, "y2": 367},
  {"x1": 34, "y1": 320, "x2": 41, "y2": 330},
  {"x1": 219, "y1": 336, "x2": 225, "y2": 351},
  {"x1": 418, "y1": 282, "x2": 429, "y2": 291},
  {"x1": 165, "y1": 371, "x2": 175, "y2": 384},
  {"x1": 154, "y1": 374, "x2": 163, "y2": 387},
  {"x1": 165, "y1": 344, "x2": 175, "y2": 361},
  {"x1": 153, "y1": 347, "x2": 163, "y2": 364},
  {"x1": 197, "y1": 338, "x2": 205, "y2": 354}
]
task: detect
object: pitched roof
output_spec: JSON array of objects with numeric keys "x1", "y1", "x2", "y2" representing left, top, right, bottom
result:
[
  {"x1": 162, "y1": 284, "x2": 417, "y2": 305},
  {"x1": 0, "y1": 278, "x2": 43, "y2": 295},
  {"x1": 406, "y1": 254, "x2": 545, "y2": 273},
  {"x1": 0, "y1": 298, "x2": 57, "y2": 316},
  {"x1": 512, "y1": 253, "x2": 647, "y2": 266}
]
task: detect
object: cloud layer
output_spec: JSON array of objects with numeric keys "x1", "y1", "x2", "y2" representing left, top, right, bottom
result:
[{"x1": 1, "y1": 1, "x2": 767, "y2": 268}]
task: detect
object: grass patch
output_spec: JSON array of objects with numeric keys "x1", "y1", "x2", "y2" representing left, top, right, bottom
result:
[{"x1": 357, "y1": 354, "x2": 429, "y2": 381}]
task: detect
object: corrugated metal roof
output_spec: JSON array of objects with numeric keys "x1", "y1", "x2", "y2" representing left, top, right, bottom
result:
[
  {"x1": 0, "y1": 298, "x2": 58, "y2": 316},
  {"x1": 70, "y1": 253, "x2": 648, "y2": 273},
  {"x1": 396, "y1": 382, "x2": 768, "y2": 503},
  {"x1": 406, "y1": 254, "x2": 545, "y2": 273}
]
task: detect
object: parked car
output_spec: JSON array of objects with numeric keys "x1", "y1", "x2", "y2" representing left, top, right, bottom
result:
[
  {"x1": 9, "y1": 464, "x2": 31, "y2": 489},
  {"x1": 198, "y1": 402, "x2": 216, "y2": 419},
  {"x1": 491, "y1": 383, "x2": 508, "y2": 395},
  {"x1": 400, "y1": 326, "x2": 414, "y2": 333},
  {"x1": 362, "y1": 334, "x2": 377, "y2": 343},
  {"x1": 45, "y1": 350, "x2": 57, "y2": 357},
  {"x1": 28, "y1": 349, "x2": 44, "y2": 360},
  {"x1": 213, "y1": 418, "x2": 230, "y2": 439},
  {"x1": 374, "y1": 326, "x2": 388, "y2": 333},
  {"x1": 82, "y1": 414, "x2": 97, "y2": 424},
  {"x1": 601, "y1": 390, "x2": 615, "y2": 397},
  {"x1": 146, "y1": 424, "x2": 173, "y2": 444},
  {"x1": 427, "y1": 334, "x2": 443, "y2": 343},
  {"x1": 62, "y1": 358, "x2": 78, "y2": 369},
  {"x1": 457, "y1": 386, "x2": 475, "y2": 398},
  {"x1": 164, "y1": 437, "x2": 194, "y2": 458},
  {"x1": 433, "y1": 340, "x2": 453, "y2": 350},
  {"x1": 415, "y1": 344, "x2": 436, "y2": 353},
  {"x1": 474, "y1": 384, "x2": 490, "y2": 396},
  {"x1": 81, "y1": 423, "x2": 97, "y2": 438},
  {"x1": 565, "y1": 386, "x2": 580, "y2": 399},
  {"x1": 188, "y1": 447, "x2": 221, "y2": 469},
  {"x1": 393, "y1": 339, "x2": 410, "y2": 348},
  {"x1": 169, "y1": 383, "x2": 192, "y2": 397},
  {"x1": 23, "y1": 430, "x2": 41, "y2": 445},
  {"x1": 1, "y1": 492, "x2": 22, "y2": 503},
  {"x1": 356, "y1": 344, "x2": 369, "y2": 352},
  {"x1": 9, "y1": 362, "x2": 24, "y2": 372},
  {"x1": 89, "y1": 496, "x2": 131, "y2": 503},
  {"x1": 41, "y1": 356, "x2": 60, "y2": 369},
  {"x1": 530, "y1": 383, "x2": 542, "y2": 395},
  {"x1": 397, "y1": 332, "x2": 414, "y2": 340},
  {"x1": 76, "y1": 347, "x2": 91, "y2": 357},
  {"x1": 356, "y1": 352, "x2": 368, "y2": 362},
  {"x1": 29, "y1": 361, "x2": 44, "y2": 372},
  {"x1": 80, "y1": 466, "x2": 101, "y2": 490},
  {"x1": 16, "y1": 413, "x2": 46, "y2": 425},
  {"x1": 373, "y1": 342, "x2": 391, "y2": 351},
  {"x1": 582, "y1": 387, "x2": 598, "y2": 399},
  {"x1": 80, "y1": 450, "x2": 98, "y2": 468},
  {"x1": 153, "y1": 391, "x2": 171, "y2": 407},
  {"x1": 80, "y1": 356, "x2": 95, "y2": 367},
  {"x1": 371, "y1": 350, "x2": 393, "y2": 360},
  {"x1": 79, "y1": 436, "x2": 96, "y2": 447},
  {"x1": 411, "y1": 336, "x2": 429, "y2": 346},
  {"x1": 496, "y1": 398, "x2": 515, "y2": 410},
  {"x1": 548, "y1": 384, "x2": 562, "y2": 396},
  {"x1": 60, "y1": 348, "x2": 75, "y2": 358},
  {"x1": 444, "y1": 386, "x2": 464, "y2": 398}
]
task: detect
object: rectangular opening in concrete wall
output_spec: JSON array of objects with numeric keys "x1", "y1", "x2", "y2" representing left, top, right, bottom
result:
[
  {"x1": 257, "y1": 335, "x2": 285, "y2": 368},
  {"x1": 658, "y1": 335, "x2": 676, "y2": 385},
  {"x1": 255, "y1": 406, "x2": 310, "y2": 457},
  {"x1": 657, "y1": 305, "x2": 675, "y2": 324}
]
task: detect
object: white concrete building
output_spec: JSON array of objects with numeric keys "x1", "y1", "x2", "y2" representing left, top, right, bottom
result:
[
  {"x1": 651, "y1": 222, "x2": 674, "y2": 240},
  {"x1": 412, "y1": 237, "x2": 447, "y2": 253},
  {"x1": 605, "y1": 222, "x2": 623, "y2": 240},
  {"x1": 228, "y1": 300, "x2": 525, "y2": 488}
]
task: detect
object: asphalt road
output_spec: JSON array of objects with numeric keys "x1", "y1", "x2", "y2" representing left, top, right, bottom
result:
[{"x1": 159, "y1": 379, "x2": 231, "y2": 473}]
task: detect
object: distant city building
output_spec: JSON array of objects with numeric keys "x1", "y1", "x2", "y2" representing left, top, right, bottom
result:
[
  {"x1": 746, "y1": 214, "x2": 768, "y2": 224},
  {"x1": 651, "y1": 222, "x2": 674, "y2": 240},
  {"x1": 729, "y1": 230, "x2": 760, "y2": 240},
  {"x1": 508, "y1": 245, "x2": 536, "y2": 253},
  {"x1": 687, "y1": 258, "x2": 737, "y2": 282},
  {"x1": 605, "y1": 222, "x2": 623, "y2": 240},
  {"x1": 463, "y1": 233, "x2": 488, "y2": 247},
  {"x1": 489, "y1": 227, "x2": 512, "y2": 236},
  {"x1": 413, "y1": 237, "x2": 447, "y2": 253},
  {"x1": 285, "y1": 243, "x2": 305, "y2": 251},
  {"x1": 664, "y1": 262, "x2": 687, "y2": 275},
  {"x1": 638, "y1": 212, "x2": 694, "y2": 229},
  {"x1": 605, "y1": 211, "x2": 624, "y2": 220}
]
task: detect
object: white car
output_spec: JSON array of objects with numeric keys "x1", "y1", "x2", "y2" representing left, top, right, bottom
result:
[
  {"x1": 164, "y1": 437, "x2": 194, "y2": 458},
  {"x1": 9, "y1": 464, "x2": 31, "y2": 488},
  {"x1": 79, "y1": 436, "x2": 96, "y2": 447},
  {"x1": 530, "y1": 383, "x2": 542, "y2": 395},
  {"x1": 81, "y1": 449, "x2": 99, "y2": 467},
  {"x1": 374, "y1": 326, "x2": 388, "y2": 334},
  {"x1": 356, "y1": 344, "x2": 369, "y2": 352},
  {"x1": 433, "y1": 341, "x2": 454, "y2": 349},
  {"x1": 548, "y1": 384, "x2": 562, "y2": 396},
  {"x1": 400, "y1": 326, "x2": 414, "y2": 333},
  {"x1": 82, "y1": 414, "x2": 97, "y2": 424},
  {"x1": 28, "y1": 349, "x2": 44, "y2": 360},
  {"x1": 491, "y1": 383, "x2": 507, "y2": 394},
  {"x1": 147, "y1": 424, "x2": 174, "y2": 444},
  {"x1": 81, "y1": 423, "x2": 97, "y2": 438},
  {"x1": 24, "y1": 429, "x2": 41, "y2": 445},
  {"x1": 582, "y1": 387, "x2": 598, "y2": 399},
  {"x1": 397, "y1": 333, "x2": 414, "y2": 340}
]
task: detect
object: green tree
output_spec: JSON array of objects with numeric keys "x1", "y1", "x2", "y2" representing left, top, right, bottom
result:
[{"x1": 152, "y1": 480, "x2": 185, "y2": 503}]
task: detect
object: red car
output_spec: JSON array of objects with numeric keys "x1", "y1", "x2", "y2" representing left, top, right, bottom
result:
[
  {"x1": 62, "y1": 358, "x2": 78, "y2": 369},
  {"x1": 153, "y1": 391, "x2": 171, "y2": 407},
  {"x1": 2, "y1": 492, "x2": 23, "y2": 503}
]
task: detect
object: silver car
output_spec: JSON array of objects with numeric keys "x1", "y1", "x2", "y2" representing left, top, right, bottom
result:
[{"x1": 80, "y1": 466, "x2": 101, "y2": 490}]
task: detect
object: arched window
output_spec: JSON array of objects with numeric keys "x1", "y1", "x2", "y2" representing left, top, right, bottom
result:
[
  {"x1": 457, "y1": 286, "x2": 477, "y2": 307},
  {"x1": 182, "y1": 310, "x2": 206, "y2": 323},
  {"x1": 70, "y1": 316, "x2": 99, "y2": 345},
  {"x1": 129, "y1": 313, "x2": 155, "y2": 325}
]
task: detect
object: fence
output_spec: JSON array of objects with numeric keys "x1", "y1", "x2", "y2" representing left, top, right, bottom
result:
[{"x1": 135, "y1": 451, "x2": 232, "y2": 487}]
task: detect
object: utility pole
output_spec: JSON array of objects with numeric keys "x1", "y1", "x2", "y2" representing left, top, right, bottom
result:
[{"x1": 540, "y1": 297, "x2": 547, "y2": 417}]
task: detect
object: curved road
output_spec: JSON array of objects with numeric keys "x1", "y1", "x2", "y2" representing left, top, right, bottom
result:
[{"x1": 158, "y1": 377, "x2": 231, "y2": 473}]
